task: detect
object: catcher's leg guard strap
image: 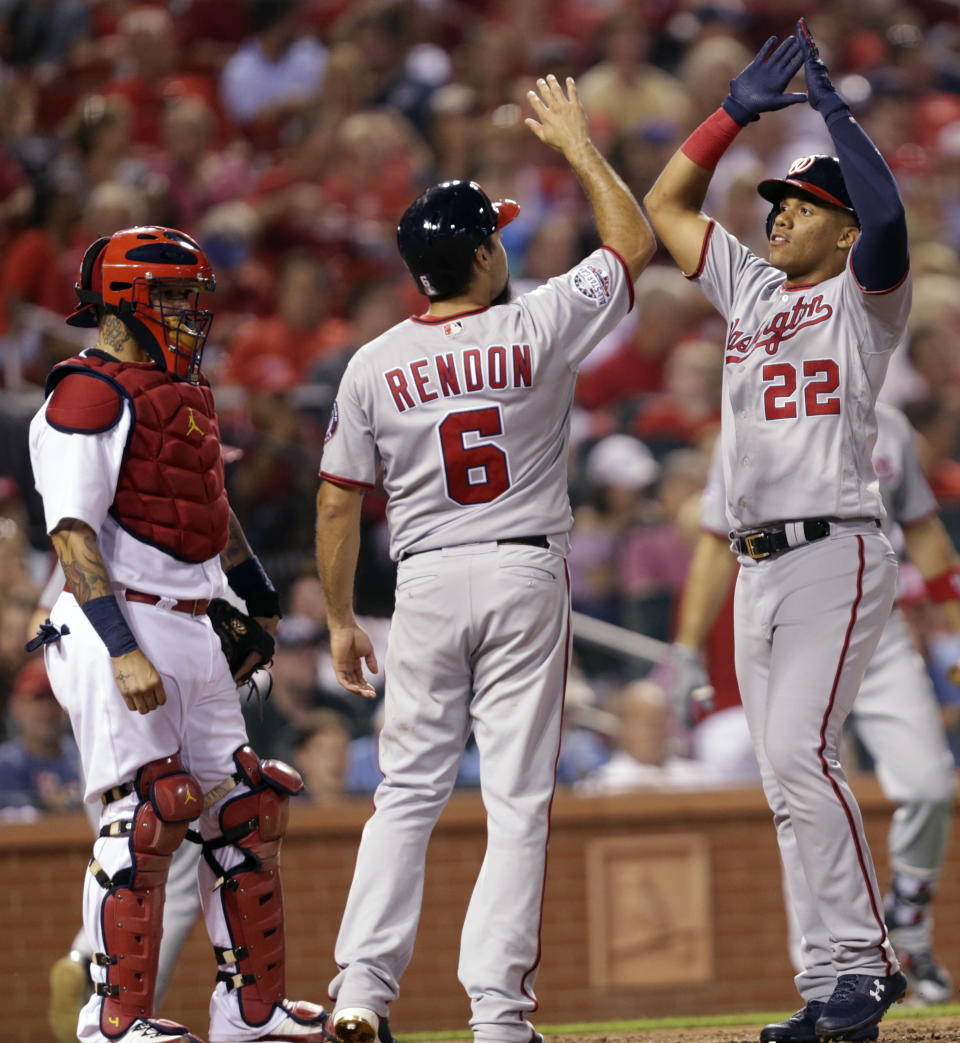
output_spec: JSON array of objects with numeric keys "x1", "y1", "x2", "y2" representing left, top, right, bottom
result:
[
  {"x1": 204, "y1": 745, "x2": 303, "y2": 1027},
  {"x1": 92, "y1": 753, "x2": 201, "y2": 1039}
]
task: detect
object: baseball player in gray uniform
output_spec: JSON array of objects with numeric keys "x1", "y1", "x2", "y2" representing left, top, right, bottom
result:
[
  {"x1": 644, "y1": 19, "x2": 912, "y2": 1043},
  {"x1": 28, "y1": 226, "x2": 335, "y2": 1043},
  {"x1": 675, "y1": 403, "x2": 958, "y2": 1029},
  {"x1": 315, "y1": 75, "x2": 654, "y2": 1043}
]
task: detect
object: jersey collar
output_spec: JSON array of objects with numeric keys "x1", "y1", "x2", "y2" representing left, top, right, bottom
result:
[{"x1": 411, "y1": 305, "x2": 490, "y2": 325}]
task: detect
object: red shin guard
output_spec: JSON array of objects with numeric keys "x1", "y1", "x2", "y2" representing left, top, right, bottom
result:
[{"x1": 206, "y1": 746, "x2": 303, "y2": 1027}]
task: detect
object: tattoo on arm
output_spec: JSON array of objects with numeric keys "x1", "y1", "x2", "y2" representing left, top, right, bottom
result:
[
  {"x1": 51, "y1": 519, "x2": 113, "y2": 604},
  {"x1": 220, "y1": 509, "x2": 254, "y2": 571}
]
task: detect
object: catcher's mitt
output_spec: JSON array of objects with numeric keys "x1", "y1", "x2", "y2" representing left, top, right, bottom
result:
[{"x1": 207, "y1": 598, "x2": 275, "y2": 684}]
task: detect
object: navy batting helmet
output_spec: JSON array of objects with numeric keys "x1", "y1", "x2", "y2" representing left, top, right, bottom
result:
[
  {"x1": 397, "y1": 180, "x2": 519, "y2": 299},
  {"x1": 758, "y1": 156, "x2": 859, "y2": 238}
]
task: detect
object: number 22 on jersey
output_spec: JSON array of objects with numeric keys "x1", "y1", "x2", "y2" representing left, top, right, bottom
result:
[{"x1": 762, "y1": 358, "x2": 840, "y2": 421}]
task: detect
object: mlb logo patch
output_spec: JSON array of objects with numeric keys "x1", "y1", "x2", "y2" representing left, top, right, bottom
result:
[
  {"x1": 572, "y1": 264, "x2": 611, "y2": 305},
  {"x1": 442, "y1": 320, "x2": 464, "y2": 336}
]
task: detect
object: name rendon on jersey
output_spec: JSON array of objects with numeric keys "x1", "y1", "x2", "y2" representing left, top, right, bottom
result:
[{"x1": 383, "y1": 343, "x2": 533, "y2": 413}]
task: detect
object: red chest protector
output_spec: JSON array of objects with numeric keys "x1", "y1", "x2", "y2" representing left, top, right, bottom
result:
[{"x1": 46, "y1": 353, "x2": 230, "y2": 563}]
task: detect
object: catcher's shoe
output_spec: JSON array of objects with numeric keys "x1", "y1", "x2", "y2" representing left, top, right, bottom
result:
[
  {"x1": 108, "y1": 1019, "x2": 205, "y2": 1041},
  {"x1": 815, "y1": 971, "x2": 907, "y2": 1040},
  {"x1": 212, "y1": 1001, "x2": 336, "y2": 1042},
  {"x1": 759, "y1": 1001, "x2": 877, "y2": 1042},
  {"x1": 899, "y1": 948, "x2": 953, "y2": 1005},
  {"x1": 48, "y1": 951, "x2": 92, "y2": 1043}
]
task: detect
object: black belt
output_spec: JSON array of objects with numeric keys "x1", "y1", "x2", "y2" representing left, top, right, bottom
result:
[
  {"x1": 401, "y1": 534, "x2": 548, "y2": 561},
  {"x1": 732, "y1": 519, "x2": 832, "y2": 561}
]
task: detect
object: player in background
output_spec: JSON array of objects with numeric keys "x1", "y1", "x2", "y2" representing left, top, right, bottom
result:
[
  {"x1": 673, "y1": 404, "x2": 958, "y2": 1023},
  {"x1": 644, "y1": 19, "x2": 911, "y2": 1043},
  {"x1": 28, "y1": 226, "x2": 334, "y2": 1043},
  {"x1": 315, "y1": 74, "x2": 654, "y2": 1043}
]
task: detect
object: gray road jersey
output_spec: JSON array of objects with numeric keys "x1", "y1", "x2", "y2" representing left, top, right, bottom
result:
[
  {"x1": 692, "y1": 221, "x2": 911, "y2": 531},
  {"x1": 701, "y1": 403, "x2": 937, "y2": 552},
  {"x1": 320, "y1": 247, "x2": 633, "y2": 560}
]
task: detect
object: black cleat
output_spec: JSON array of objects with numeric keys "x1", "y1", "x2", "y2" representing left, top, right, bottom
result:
[
  {"x1": 759, "y1": 1000, "x2": 878, "y2": 1042},
  {"x1": 815, "y1": 971, "x2": 907, "y2": 1040}
]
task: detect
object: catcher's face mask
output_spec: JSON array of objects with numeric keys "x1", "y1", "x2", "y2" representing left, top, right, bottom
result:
[{"x1": 146, "y1": 278, "x2": 215, "y2": 383}]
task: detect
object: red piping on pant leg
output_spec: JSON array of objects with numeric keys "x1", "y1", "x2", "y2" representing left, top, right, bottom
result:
[{"x1": 815, "y1": 535, "x2": 893, "y2": 975}]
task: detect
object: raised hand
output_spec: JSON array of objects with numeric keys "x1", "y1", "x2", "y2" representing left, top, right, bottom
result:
[
  {"x1": 525, "y1": 74, "x2": 591, "y2": 158},
  {"x1": 723, "y1": 35, "x2": 807, "y2": 126},
  {"x1": 797, "y1": 17, "x2": 849, "y2": 120}
]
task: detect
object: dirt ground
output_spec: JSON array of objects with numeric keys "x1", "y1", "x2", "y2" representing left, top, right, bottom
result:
[{"x1": 537, "y1": 1015, "x2": 960, "y2": 1042}]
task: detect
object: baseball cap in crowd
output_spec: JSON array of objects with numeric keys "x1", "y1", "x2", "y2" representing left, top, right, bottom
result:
[
  {"x1": 585, "y1": 434, "x2": 660, "y2": 490},
  {"x1": 757, "y1": 155, "x2": 859, "y2": 222},
  {"x1": 12, "y1": 658, "x2": 55, "y2": 700}
]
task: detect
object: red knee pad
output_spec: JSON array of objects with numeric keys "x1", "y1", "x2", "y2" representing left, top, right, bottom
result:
[
  {"x1": 94, "y1": 754, "x2": 202, "y2": 1038},
  {"x1": 137, "y1": 754, "x2": 204, "y2": 823},
  {"x1": 206, "y1": 746, "x2": 303, "y2": 1027}
]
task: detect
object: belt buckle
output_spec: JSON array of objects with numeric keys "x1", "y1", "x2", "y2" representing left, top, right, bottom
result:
[{"x1": 744, "y1": 532, "x2": 770, "y2": 560}]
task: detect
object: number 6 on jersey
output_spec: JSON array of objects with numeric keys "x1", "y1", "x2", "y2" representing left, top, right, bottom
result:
[{"x1": 439, "y1": 406, "x2": 511, "y2": 505}]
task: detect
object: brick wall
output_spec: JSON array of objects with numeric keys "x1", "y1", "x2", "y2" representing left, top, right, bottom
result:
[{"x1": 3, "y1": 777, "x2": 958, "y2": 1042}]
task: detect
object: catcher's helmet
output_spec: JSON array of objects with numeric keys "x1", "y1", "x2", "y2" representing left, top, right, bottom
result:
[
  {"x1": 66, "y1": 226, "x2": 216, "y2": 384},
  {"x1": 397, "y1": 180, "x2": 519, "y2": 299},
  {"x1": 758, "y1": 155, "x2": 859, "y2": 238}
]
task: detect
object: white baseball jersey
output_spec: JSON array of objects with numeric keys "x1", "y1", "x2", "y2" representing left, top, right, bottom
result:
[
  {"x1": 691, "y1": 221, "x2": 911, "y2": 531},
  {"x1": 29, "y1": 398, "x2": 225, "y2": 600},
  {"x1": 320, "y1": 246, "x2": 634, "y2": 558}
]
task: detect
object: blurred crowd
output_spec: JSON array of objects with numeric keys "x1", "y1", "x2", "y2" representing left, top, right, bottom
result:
[{"x1": 4, "y1": 0, "x2": 960, "y2": 816}]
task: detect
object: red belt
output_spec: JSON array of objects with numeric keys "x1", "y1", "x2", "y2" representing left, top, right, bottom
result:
[
  {"x1": 63, "y1": 585, "x2": 210, "y2": 616},
  {"x1": 125, "y1": 590, "x2": 210, "y2": 615}
]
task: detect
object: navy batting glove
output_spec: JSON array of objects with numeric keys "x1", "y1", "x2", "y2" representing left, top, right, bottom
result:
[
  {"x1": 722, "y1": 35, "x2": 807, "y2": 126},
  {"x1": 797, "y1": 18, "x2": 850, "y2": 121}
]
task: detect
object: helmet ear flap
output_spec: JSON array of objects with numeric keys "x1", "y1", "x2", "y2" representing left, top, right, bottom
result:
[
  {"x1": 66, "y1": 236, "x2": 110, "y2": 327},
  {"x1": 76, "y1": 236, "x2": 110, "y2": 302}
]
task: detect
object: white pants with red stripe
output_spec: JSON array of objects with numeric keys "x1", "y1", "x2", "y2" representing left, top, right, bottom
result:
[
  {"x1": 733, "y1": 522, "x2": 900, "y2": 1001},
  {"x1": 329, "y1": 541, "x2": 569, "y2": 1043}
]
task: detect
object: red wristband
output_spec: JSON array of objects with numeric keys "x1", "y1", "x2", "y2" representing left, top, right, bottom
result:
[
  {"x1": 926, "y1": 565, "x2": 960, "y2": 603},
  {"x1": 680, "y1": 107, "x2": 743, "y2": 172}
]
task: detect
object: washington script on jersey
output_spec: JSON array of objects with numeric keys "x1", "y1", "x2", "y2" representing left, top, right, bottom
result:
[
  {"x1": 383, "y1": 343, "x2": 534, "y2": 413},
  {"x1": 725, "y1": 292, "x2": 833, "y2": 364}
]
